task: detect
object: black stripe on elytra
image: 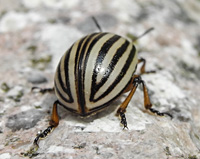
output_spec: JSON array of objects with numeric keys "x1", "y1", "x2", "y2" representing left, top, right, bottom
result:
[
  {"x1": 55, "y1": 79, "x2": 72, "y2": 104},
  {"x1": 92, "y1": 44, "x2": 136, "y2": 102},
  {"x1": 82, "y1": 32, "x2": 108, "y2": 102},
  {"x1": 57, "y1": 76, "x2": 132, "y2": 117},
  {"x1": 82, "y1": 33, "x2": 108, "y2": 81},
  {"x1": 57, "y1": 100, "x2": 78, "y2": 114},
  {"x1": 63, "y1": 45, "x2": 74, "y2": 102},
  {"x1": 90, "y1": 39, "x2": 130, "y2": 101},
  {"x1": 74, "y1": 37, "x2": 85, "y2": 81},
  {"x1": 90, "y1": 35, "x2": 121, "y2": 101},
  {"x1": 88, "y1": 77, "x2": 132, "y2": 115},
  {"x1": 77, "y1": 33, "x2": 99, "y2": 115},
  {"x1": 74, "y1": 36, "x2": 86, "y2": 113},
  {"x1": 56, "y1": 49, "x2": 73, "y2": 103}
]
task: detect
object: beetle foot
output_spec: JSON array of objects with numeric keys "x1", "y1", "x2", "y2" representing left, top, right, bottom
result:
[
  {"x1": 120, "y1": 112, "x2": 128, "y2": 130},
  {"x1": 33, "y1": 125, "x2": 54, "y2": 145},
  {"x1": 31, "y1": 86, "x2": 54, "y2": 94},
  {"x1": 144, "y1": 70, "x2": 156, "y2": 74},
  {"x1": 149, "y1": 108, "x2": 173, "y2": 119},
  {"x1": 20, "y1": 144, "x2": 39, "y2": 158},
  {"x1": 21, "y1": 125, "x2": 54, "y2": 157}
]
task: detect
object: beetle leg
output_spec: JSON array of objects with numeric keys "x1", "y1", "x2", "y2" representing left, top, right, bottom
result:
[
  {"x1": 124, "y1": 58, "x2": 156, "y2": 93},
  {"x1": 138, "y1": 58, "x2": 156, "y2": 75},
  {"x1": 34, "y1": 100, "x2": 59, "y2": 147},
  {"x1": 138, "y1": 76, "x2": 172, "y2": 118},
  {"x1": 117, "y1": 75, "x2": 172, "y2": 129},
  {"x1": 117, "y1": 75, "x2": 139, "y2": 129},
  {"x1": 31, "y1": 86, "x2": 54, "y2": 94},
  {"x1": 49, "y1": 100, "x2": 60, "y2": 127},
  {"x1": 21, "y1": 100, "x2": 59, "y2": 157}
]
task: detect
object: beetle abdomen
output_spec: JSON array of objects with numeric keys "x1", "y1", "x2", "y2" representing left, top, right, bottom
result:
[{"x1": 54, "y1": 32, "x2": 138, "y2": 116}]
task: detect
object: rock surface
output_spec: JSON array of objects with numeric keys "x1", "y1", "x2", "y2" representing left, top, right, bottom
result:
[{"x1": 0, "y1": 0, "x2": 200, "y2": 159}]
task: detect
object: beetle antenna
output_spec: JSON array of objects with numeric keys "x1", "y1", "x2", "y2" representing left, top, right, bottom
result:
[
  {"x1": 132, "y1": 27, "x2": 154, "y2": 42},
  {"x1": 92, "y1": 16, "x2": 102, "y2": 32}
]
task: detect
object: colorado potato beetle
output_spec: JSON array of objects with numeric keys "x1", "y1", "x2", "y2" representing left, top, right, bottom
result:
[{"x1": 23, "y1": 18, "x2": 171, "y2": 156}]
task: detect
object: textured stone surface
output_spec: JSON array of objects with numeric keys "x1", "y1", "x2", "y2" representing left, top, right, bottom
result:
[
  {"x1": 0, "y1": 0, "x2": 200, "y2": 159},
  {"x1": 5, "y1": 109, "x2": 46, "y2": 132},
  {"x1": 25, "y1": 70, "x2": 47, "y2": 84}
]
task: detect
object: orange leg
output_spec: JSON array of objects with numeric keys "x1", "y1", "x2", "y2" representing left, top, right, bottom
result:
[
  {"x1": 49, "y1": 101, "x2": 59, "y2": 127},
  {"x1": 138, "y1": 58, "x2": 156, "y2": 75},
  {"x1": 123, "y1": 58, "x2": 155, "y2": 93},
  {"x1": 33, "y1": 100, "x2": 59, "y2": 147},
  {"x1": 117, "y1": 75, "x2": 172, "y2": 129},
  {"x1": 22, "y1": 101, "x2": 59, "y2": 157},
  {"x1": 117, "y1": 75, "x2": 139, "y2": 129}
]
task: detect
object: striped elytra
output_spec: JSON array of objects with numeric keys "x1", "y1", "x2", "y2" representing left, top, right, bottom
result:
[
  {"x1": 54, "y1": 32, "x2": 138, "y2": 116},
  {"x1": 23, "y1": 26, "x2": 173, "y2": 157}
]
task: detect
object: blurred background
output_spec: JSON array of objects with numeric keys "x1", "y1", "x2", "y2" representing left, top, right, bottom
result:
[{"x1": 0, "y1": 0, "x2": 200, "y2": 159}]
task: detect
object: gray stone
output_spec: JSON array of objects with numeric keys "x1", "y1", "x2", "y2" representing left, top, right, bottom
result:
[
  {"x1": 6, "y1": 109, "x2": 46, "y2": 132},
  {"x1": 0, "y1": 11, "x2": 46, "y2": 33},
  {"x1": 40, "y1": 24, "x2": 83, "y2": 71},
  {"x1": 6, "y1": 85, "x2": 24, "y2": 102},
  {"x1": 76, "y1": 14, "x2": 118, "y2": 33},
  {"x1": 21, "y1": 0, "x2": 80, "y2": 9},
  {"x1": 26, "y1": 70, "x2": 47, "y2": 84},
  {"x1": 0, "y1": 153, "x2": 11, "y2": 159}
]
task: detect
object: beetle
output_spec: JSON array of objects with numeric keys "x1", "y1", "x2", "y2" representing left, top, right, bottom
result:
[{"x1": 23, "y1": 18, "x2": 171, "y2": 156}]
